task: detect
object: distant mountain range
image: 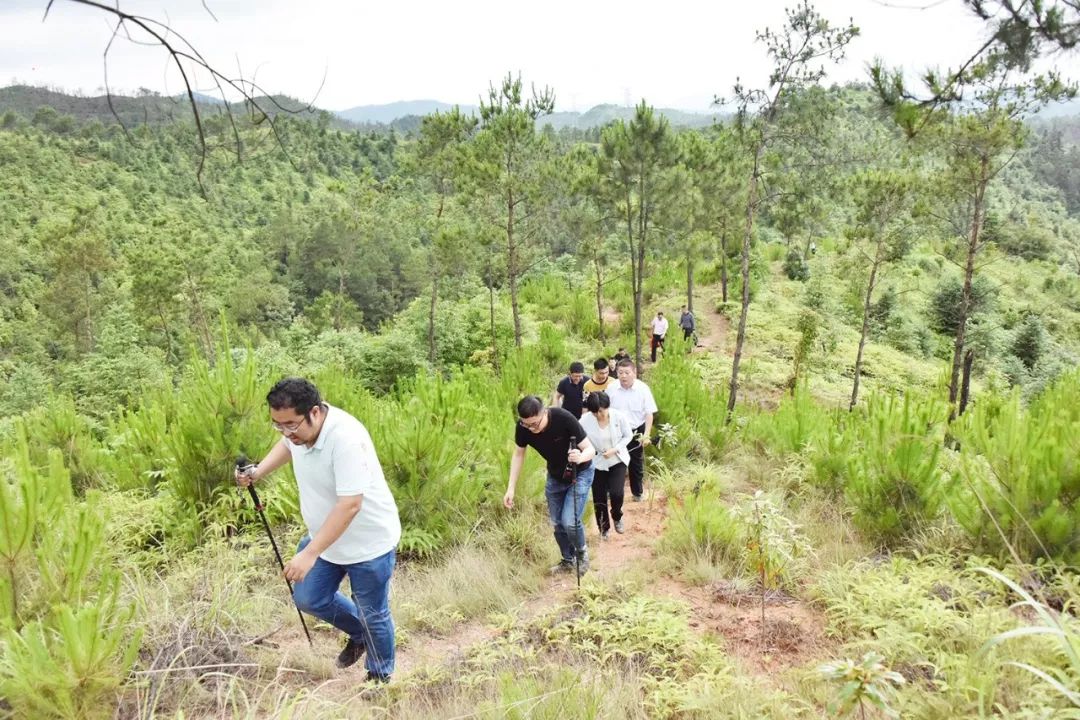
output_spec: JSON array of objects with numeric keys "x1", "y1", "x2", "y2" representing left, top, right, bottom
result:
[
  {"x1": 1034, "y1": 97, "x2": 1080, "y2": 120},
  {"x1": 0, "y1": 85, "x2": 363, "y2": 131},
  {"x1": 338, "y1": 100, "x2": 473, "y2": 124},
  {"x1": 338, "y1": 99, "x2": 725, "y2": 129},
  {"x1": 3, "y1": 86, "x2": 1076, "y2": 135}
]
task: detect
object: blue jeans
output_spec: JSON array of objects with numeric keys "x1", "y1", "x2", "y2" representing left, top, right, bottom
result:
[
  {"x1": 544, "y1": 463, "x2": 594, "y2": 562},
  {"x1": 291, "y1": 537, "x2": 396, "y2": 677}
]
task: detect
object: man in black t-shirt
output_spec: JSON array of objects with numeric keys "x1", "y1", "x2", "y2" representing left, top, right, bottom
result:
[
  {"x1": 552, "y1": 361, "x2": 586, "y2": 418},
  {"x1": 503, "y1": 396, "x2": 596, "y2": 577},
  {"x1": 611, "y1": 348, "x2": 631, "y2": 371}
]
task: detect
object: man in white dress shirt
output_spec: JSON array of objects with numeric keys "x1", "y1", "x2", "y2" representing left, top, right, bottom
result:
[
  {"x1": 650, "y1": 311, "x2": 669, "y2": 362},
  {"x1": 607, "y1": 359, "x2": 658, "y2": 502}
]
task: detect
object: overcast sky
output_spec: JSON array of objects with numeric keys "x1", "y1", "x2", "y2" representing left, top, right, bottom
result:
[{"x1": 0, "y1": 0, "x2": 1031, "y2": 112}]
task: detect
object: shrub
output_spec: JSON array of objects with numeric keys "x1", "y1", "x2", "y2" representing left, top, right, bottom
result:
[
  {"x1": 0, "y1": 362, "x2": 52, "y2": 418},
  {"x1": 814, "y1": 555, "x2": 1062, "y2": 717},
  {"x1": 649, "y1": 348, "x2": 730, "y2": 458},
  {"x1": 659, "y1": 492, "x2": 742, "y2": 569},
  {"x1": 953, "y1": 372, "x2": 1080, "y2": 563},
  {"x1": 12, "y1": 396, "x2": 105, "y2": 493},
  {"x1": 743, "y1": 387, "x2": 834, "y2": 457},
  {"x1": 0, "y1": 431, "x2": 141, "y2": 719},
  {"x1": 537, "y1": 321, "x2": 567, "y2": 368},
  {"x1": 928, "y1": 274, "x2": 995, "y2": 335},
  {"x1": 783, "y1": 248, "x2": 810, "y2": 281},
  {"x1": 844, "y1": 393, "x2": 947, "y2": 546},
  {"x1": 1010, "y1": 314, "x2": 1046, "y2": 370}
]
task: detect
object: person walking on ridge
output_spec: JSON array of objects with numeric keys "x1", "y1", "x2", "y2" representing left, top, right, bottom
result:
[
  {"x1": 650, "y1": 311, "x2": 668, "y2": 362},
  {"x1": 608, "y1": 359, "x2": 657, "y2": 502},
  {"x1": 503, "y1": 396, "x2": 596, "y2": 577},
  {"x1": 580, "y1": 391, "x2": 633, "y2": 539},
  {"x1": 235, "y1": 377, "x2": 400, "y2": 683}
]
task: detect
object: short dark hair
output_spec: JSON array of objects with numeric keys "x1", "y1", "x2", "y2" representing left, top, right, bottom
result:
[
  {"x1": 267, "y1": 377, "x2": 324, "y2": 416},
  {"x1": 569, "y1": 361, "x2": 585, "y2": 374},
  {"x1": 585, "y1": 390, "x2": 610, "y2": 414},
  {"x1": 517, "y1": 395, "x2": 544, "y2": 418},
  {"x1": 593, "y1": 357, "x2": 609, "y2": 370},
  {"x1": 615, "y1": 358, "x2": 635, "y2": 371}
]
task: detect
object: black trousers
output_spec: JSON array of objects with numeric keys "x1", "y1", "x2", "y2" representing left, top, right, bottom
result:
[
  {"x1": 651, "y1": 334, "x2": 665, "y2": 362},
  {"x1": 683, "y1": 327, "x2": 693, "y2": 340},
  {"x1": 627, "y1": 423, "x2": 646, "y2": 497},
  {"x1": 592, "y1": 463, "x2": 627, "y2": 533}
]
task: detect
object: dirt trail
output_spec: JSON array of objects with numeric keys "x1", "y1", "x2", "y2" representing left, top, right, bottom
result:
[
  {"x1": 392, "y1": 487, "x2": 830, "y2": 682},
  {"x1": 390, "y1": 496, "x2": 669, "y2": 677},
  {"x1": 267, "y1": 487, "x2": 827, "y2": 688},
  {"x1": 695, "y1": 303, "x2": 731, "y2": 356}
]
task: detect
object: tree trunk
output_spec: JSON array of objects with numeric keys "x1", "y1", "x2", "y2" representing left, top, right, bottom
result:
[
  {"x1": 720, "y1": 220, "x2": 729, "y2": 304},
  {"x1": 635, "y1": 179, "x2": 649, "y2": 375},
  {"x1": 507, "y1": 189, "x2": 522, "y2": 348},
  {"x1": 488, "y1": 279, "x2": 500, "y2": 374},
  {"x1": 949, "y1": 159, "x2": 989, "y2": 420},
  {"x1": 959, "y1": 348, "x2": 974, "y2": 416},
  {"x1": 157, "y1": 306, "x2": 175, "y2": 363},
  {"x1": 727, "y1": 149, "x2": 762, "y2": 422},
  {"x1": 429, "y1": 194, "x2": 445, "y2": 364},
  {"x1": 850, "y1": 254, "x2": 881, "y2": 411},
  {"x1": 334, "y1": 270, "x2": 346, "y2": 331},
  {"x1": 427, "y1": 276, "x2": 438, "y2": 364},
  {"x1": 185, "y1": 268, "x2": 214, "y2": 360},
  {"x1": 721, "y1": 253, "x2": 729, "y2": 303},
  {"x1": 686, "y1": 253, "x2": 695, "y2": 314},
  {"x1": 625, "y1": 187, "x2": 643, "y2": 372},
  {"x1": 84, "y1": 276, "x2": 95, "y2": 352},
  {"x1": 594, "y1": 255, "x2": 606, "y2": 343}
]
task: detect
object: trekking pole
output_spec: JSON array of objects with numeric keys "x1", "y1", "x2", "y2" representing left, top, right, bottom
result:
[
  {"x1": 566, "y1": 437, "x2": 582, "y2": 589},
  {"x1": 236, "y1": 455, "x2": 314, "y2": 647}
]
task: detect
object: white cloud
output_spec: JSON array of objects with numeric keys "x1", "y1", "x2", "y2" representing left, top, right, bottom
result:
[{"x1": 0, "y1": 0, "x2": 1014, "y2": 112}]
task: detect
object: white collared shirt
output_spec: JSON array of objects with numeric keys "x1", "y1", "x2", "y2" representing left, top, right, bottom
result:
[
  {"x1": 286, "y1": 405, "x2": 401, "y2": 564},
  {"x1": 608, "y1": 379, "x2": 658, "y2": 428}
]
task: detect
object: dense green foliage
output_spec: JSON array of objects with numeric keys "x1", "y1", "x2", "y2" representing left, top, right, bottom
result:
[{"x1": 2, "y1": 37, "x2": 1080, "y2": 716}]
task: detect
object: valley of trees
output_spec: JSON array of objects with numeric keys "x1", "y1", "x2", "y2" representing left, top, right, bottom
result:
[{"x1": 1, "y1": 2, "x2": 1079, "y2": 718}]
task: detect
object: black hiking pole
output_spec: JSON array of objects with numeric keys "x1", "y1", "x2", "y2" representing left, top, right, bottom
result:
[
  {"x1": 563, "y1": 437, "x2": 582, "y2": 589},
  {"x1": 236, "y1": 455, "x2": 314, "y2": 647}
]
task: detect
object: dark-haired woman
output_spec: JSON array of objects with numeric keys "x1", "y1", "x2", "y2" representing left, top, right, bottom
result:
[{"x1": 580, "y1": 391, "x2": 633, "y2": 539}]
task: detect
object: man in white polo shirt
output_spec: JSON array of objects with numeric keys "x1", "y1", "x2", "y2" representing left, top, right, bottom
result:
[
  {"x1": 235, "y1": 377, "x2": 400, "y2": 683},
  {"x1": 608, "y1": 358, "x2": 658, "y2": 502}
]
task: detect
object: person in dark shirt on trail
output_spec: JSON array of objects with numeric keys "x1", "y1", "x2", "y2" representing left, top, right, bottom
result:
[
  {"x1": 503, "y1": 396, "x2": 596, "y2": 577},
  {"x1": 679, "y1": 305, "x2": 696, "y2": 342},
  {"x1": 610, "y1": 347, "x2": 631, "y2": 372},
  {"x1": 553, "y1": 361, "x2": 587, "y2": 419}
]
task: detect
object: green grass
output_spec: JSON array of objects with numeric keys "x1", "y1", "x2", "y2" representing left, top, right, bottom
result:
[{"x1": 812, "y1": 554, "x2": 1075, "y2": 718}]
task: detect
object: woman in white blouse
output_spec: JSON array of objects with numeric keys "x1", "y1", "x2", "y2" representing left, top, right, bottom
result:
[{"x1": 580, "y1": 391, "x2": 634, "y2": 539}]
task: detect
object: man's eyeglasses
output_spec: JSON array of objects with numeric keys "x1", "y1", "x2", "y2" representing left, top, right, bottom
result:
[
  {"x1": 271, "y1": 416, "x2": 307, "y2": 434},
  {"x1": 518, "y1": 412, "x2": 545, "y2": 431}
]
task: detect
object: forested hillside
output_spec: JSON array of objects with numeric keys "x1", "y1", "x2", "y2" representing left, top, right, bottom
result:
[
  {"x1": 2, "y1": 79, "x2": 1077, "y2": 417},
  {"x1": 1, "y1": 12, "x2": 1080, "y2": 715}
]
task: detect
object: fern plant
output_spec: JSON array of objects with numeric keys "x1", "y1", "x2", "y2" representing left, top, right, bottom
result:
[{"x1": 979, "y1": 567, "x2": 1080, "y2": 715}]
